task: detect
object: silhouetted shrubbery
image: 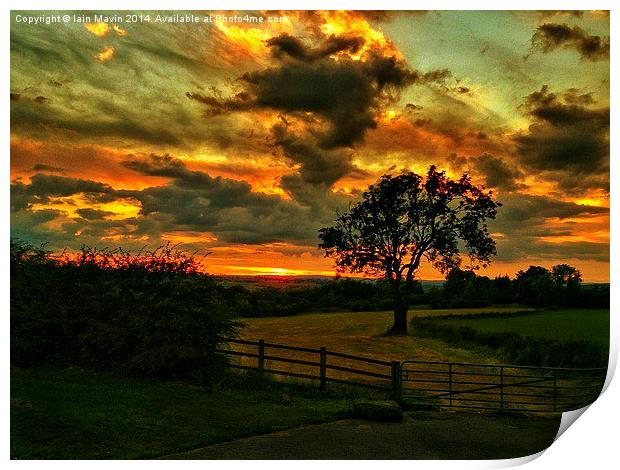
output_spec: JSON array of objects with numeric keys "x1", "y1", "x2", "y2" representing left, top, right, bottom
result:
[{"x1": 11, "y1": 240, "x2": 237, "y2": 382}]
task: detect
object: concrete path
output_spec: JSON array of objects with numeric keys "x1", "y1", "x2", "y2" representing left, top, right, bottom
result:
[{"x1": 165, "y1": 411, "x2": 561, "y2": 460}]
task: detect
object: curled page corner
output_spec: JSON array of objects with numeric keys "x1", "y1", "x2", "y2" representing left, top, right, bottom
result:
[
  {"x1": 552, "y1": 359, "x2": 615, "y2": 445},
  {"x1": 556, "y1": 406, "x2": 590, "y2": 441},
  {"x1": 493, "y1": 449, "x2": 547, "y2": 468}
]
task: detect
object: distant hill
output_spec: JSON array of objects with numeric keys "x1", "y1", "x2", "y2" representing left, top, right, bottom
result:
[{"x1": 214, "y1": 274, "x2": 446, "y2": 291}]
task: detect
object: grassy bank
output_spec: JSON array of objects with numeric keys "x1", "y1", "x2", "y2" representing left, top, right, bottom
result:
[
  {"x1": 409, "y1": 309, "x2": 609, "y2": 368},
  {"x1": 11, "y1": 367, "x2": 352, "y2": 459}
]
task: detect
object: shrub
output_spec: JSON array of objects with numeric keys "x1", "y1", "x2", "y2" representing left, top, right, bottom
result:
[{"x1": 11, "y1": 240, "x2": 237, "y2": 382}]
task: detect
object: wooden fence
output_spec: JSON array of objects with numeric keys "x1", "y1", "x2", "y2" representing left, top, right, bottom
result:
[
  {"x1": 218, "y1": 338, "x2": 606, "y2": 413},
  {"x1": 219, "y1": 338, "x2": 399, "y2": 398}
]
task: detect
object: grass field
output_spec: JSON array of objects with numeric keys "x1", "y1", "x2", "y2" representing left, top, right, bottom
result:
[
  {"x1": 238, "y1": 307, "x2": 531, "y2": 365},
  {"x1": 437, "y1": 309, "x2": 609, "y2": 347},
  {"x1": 11, "y1": 367, "x2": 351, "y2": 459},
  {"x1": 237, "y1": 307, "x2": 609, "y2": 369}
]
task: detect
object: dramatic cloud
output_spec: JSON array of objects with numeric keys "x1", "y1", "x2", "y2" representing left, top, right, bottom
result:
[
  {"x1": 448, "y1": 153, "x2": 525, "y2": 192},
  {"x1": 188, "y1": 51, "x2": 419, "y2": 149},
  {"x1": 265, "y1": 33, "x2": 365, "y2": 62},
  {"x1": 11, "y1": 159, "x2": 333, "y2": 248},
  {"x1": 514, "y1": 85, "x2": 609, "y2": 193},
  {"x1": 529, "y1": 23, "x2": 610, "y2": 60},
  {"x1": 490, "y1": 193, "x2": 609, "y2": 262},
  {"x1": 120, "y1": 154, "x2": 346, "y2": 244}
]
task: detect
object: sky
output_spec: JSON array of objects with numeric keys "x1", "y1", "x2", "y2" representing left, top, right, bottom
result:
[{"x1": 9, "y1": 10, "x2": 610, "y2": 281}]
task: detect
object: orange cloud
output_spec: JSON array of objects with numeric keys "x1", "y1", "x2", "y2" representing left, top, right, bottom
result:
[
  {"x1": 316, "y1": 10, "x2": 401, "y2": 60},
  {"x1": 84, "y1": 22, "x2": 110, "y2": 37},
  {"x1": 95, "y1": 46, "x2": 115, "y2": 62},
  {"x1": 10, "y1": 137, "x2": 169, "y2": 190}
]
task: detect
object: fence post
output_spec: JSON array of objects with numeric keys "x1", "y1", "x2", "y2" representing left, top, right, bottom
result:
[
  {"x1": 553, "y1": 369, "x2": 557, "y2": 412},
  {"x1": 448, "y1": 363, "x2": 453, "y2": 406},
  {"x1": 320, "y1": 347, "x2": 327, "y2": 391},
  {"x1": 258, "y1": 339, "x2": 265, "y2": 377},
  {"x1": 500, "y1": 366, "x2": 504, "y2": 409},
  {"x1": 391, "y1": 361, "x2": 401, "y2": 402}
]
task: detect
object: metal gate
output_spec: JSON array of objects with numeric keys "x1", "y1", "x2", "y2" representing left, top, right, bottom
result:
[{"x1": 401, "y1": 360, "x2": 606, "y2": 412}]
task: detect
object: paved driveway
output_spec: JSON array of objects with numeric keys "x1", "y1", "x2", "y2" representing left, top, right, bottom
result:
[{"x1": 165, "y1": 411, "x2": 561, "y2": 460}]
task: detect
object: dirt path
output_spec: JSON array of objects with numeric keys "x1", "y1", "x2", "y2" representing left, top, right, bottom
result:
[{"x1": 165, "y1": 411, "x2": 561, "y2": 460}]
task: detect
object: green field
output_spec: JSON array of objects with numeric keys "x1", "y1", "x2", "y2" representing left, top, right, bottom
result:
[
  {"x1": 239, "y1": 307, "x2": 530, "y2": 365},
  {"x1": 11, "y1": 368, "x2": 351, "y2": 459},
  {"x1": 440, "y1": 309, "x2": 609, "y2": 347}
]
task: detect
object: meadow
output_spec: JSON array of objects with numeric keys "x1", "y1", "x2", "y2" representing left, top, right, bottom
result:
[
  {"x1": 11, "y1": 367, "x2": 351, "y2": 459},
  {"x1": 435, "y1": 309, "x2": 609, "y2": 347}
]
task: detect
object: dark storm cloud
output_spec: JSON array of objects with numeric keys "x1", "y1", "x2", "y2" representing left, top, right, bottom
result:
[
  {"x1": 271, "y1": 124, "x2": 359, "y2": 188},
  {"x1": 120, "y1": 154, "x2": 343, "y2": 244},
  {"x1": 529, "y1": 23, "x2": 610, "y2": 61},
  {"x1": 76, "y1": 208, "x2": 115, "y2": 220},
  {"x1": 11, "y1": 157, "x2": 346, "y2": 248},
  {"x1": 497, "y1": 193, "x2": 608, "y2": 222},
  {"x1": 185, "y1": 90, "x2": 253, "y2": 117},
  {"x1": 265, "y1": 33, "x2": 364, "y2": 63},
  {"x1": 185, "y1": 27, "x2": 458, "y2": 204},
  {"x1": 237, "y1": 53, "x2": 415, "y2": 148},
  {"x1": 475, "y1": 155, "x2": 524, "y2": 191},
  {"x1": 186, "y1": 30, "x2": 455, "y2": 151},
  {"x1": 10, "y1": 173, "x2": 114, "y2": 218},
  {"x1": 30, "y1": 163, "x2": 67, "y2": 173},
  {"x1": 121, "y1": 154, "x2": 273, "y2": 207},
  {"x1": 514, "y1": 86, "x2": 609, "y2": 193},
  {"x1": 448, "y1": 153, "x2": 525, "y2": 192},
  {"x1": 185, "y1": 40, "x2": 461, "y2": 203},
  {"x1": 490, "y1": 193, "x2": 609, "y2": 262},
  {"x1": 520, "y1": 85, "x2": 609, "y2": 126},
  {"x1": 11, "y1": 173, "x2": 113, "y2": 207}
]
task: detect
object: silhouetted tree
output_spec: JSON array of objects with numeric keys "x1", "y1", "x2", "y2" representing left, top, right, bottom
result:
[
  {"x1": 514, "y1": 266, "x2": 554, "y2": 307},
  {"x1": 318, "y1": 166, "x2": 500, "y2": 334},
  {"x1": 551, "y1": 264, "x2": 582, "y2": 288}
]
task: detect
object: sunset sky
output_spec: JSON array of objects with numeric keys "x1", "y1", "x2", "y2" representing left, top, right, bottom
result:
[{"x1": 10, "y1": 10, "x2": 610, "y2": 281}]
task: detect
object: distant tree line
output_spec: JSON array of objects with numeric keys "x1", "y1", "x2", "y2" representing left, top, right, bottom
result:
[
  {"x1": 425, "y1": 264, "x2": 609, "y2": 309},
  {"x1": 223, "y1": 265, "x2": 608, "y2": 317}
]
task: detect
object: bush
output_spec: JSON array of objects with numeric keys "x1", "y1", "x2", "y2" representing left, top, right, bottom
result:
[
  {"x1": 11, "y1": 240, "x2": 237, "y2": 382},
  {"x1": 410, "y1": 317, "x2": 606, "y2": 368}
]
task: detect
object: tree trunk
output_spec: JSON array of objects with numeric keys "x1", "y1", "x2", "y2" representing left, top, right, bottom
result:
[{"x1": 389, "y1": 278, "x2": 408, "y2": 334}]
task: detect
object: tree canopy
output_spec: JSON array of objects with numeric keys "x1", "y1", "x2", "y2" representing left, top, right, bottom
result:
[{"x1": 319, "y1": 166, "x2": 501, "y2": 333}]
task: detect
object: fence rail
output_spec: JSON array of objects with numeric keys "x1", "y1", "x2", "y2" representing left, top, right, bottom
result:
[
  {"x1": 401, "y1": 360, "x2": 606, "y2": 413},
  {"x1": 219, "y1": 338, "x2": 606, "y2": 413}
]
